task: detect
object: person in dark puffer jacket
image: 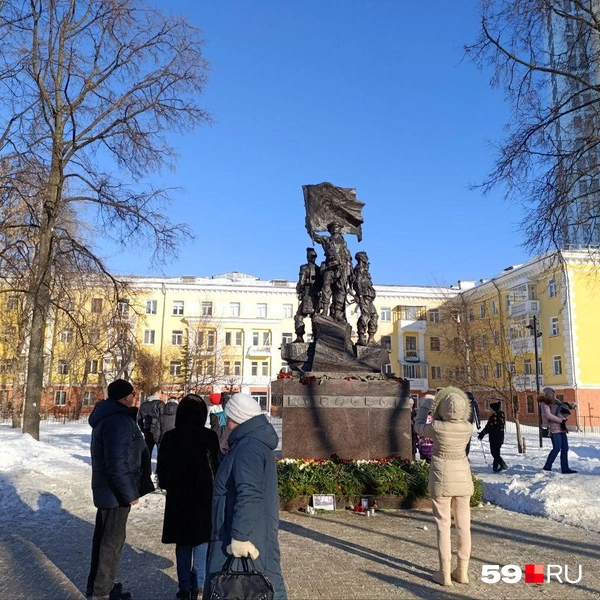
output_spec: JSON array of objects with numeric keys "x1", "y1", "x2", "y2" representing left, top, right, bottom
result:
[
  {"x1": 86, "y1": 379, "x2": 154, "y2": 600},
  {"x1": 158, "y1": 397, "x2": 179, "y2": 444},
  {"x1": 204, "y1": 393, "x2": 287, "y2": 600},
  {"x1": 478, "y1": 401, "x2": 508, "y2": 472}
]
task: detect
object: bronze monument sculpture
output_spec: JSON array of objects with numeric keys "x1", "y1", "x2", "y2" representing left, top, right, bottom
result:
[{"x1": 274, "y1": 182, "x2": 412, "y2": 461}]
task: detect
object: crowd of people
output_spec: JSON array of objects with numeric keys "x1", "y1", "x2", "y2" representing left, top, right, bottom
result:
[
  {"x1": 86, "y1": 382, "x2": 286, "y2": 600},
  {"x1": 87, "y1": 379, "x2": 577, "y2": 598}
]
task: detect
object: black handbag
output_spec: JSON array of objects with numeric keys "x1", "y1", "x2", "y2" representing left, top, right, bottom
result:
[
  {"x1": 541, "y1": 427, "x2": 549, "y2": 438},
  {"x1": 209, "y1": 556, "x2": 274, "y2": 600}
]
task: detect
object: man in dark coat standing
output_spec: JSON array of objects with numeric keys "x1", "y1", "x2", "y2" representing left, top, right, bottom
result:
[
  {"x1": 478, "y1": 401, "x2": 508, "y2": 472},
  {"x1": 204, "y1": 393, "x2": 287, "y2": 600},
  {"x1": 87, "y1": 379, "x2": 153, "y2": 600}
]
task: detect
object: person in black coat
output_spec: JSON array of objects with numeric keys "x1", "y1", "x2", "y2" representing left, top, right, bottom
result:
[
  {"x1": 204, "y1": 393, "x2": 287, "y2": 600},
  {"x1": 158, "y1": 397, "x2": 179, "y2": 444},
  {"x1": 157, "y1": 395, "x2": 219, "y2": 600},
  {"x1": 478, "y1": 401, "x2": 508, "y2": 472},
  {"x1": 87, "y1": 379, "x2": 154, "y2": 600}
]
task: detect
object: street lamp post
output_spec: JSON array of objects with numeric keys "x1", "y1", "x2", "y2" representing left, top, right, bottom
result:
[
  {"x1": 158, "y1": 282, "x2": 167, "y2": 388},
  {"x1": 526, "y1": 315, "x2": 543, "y2": 448}
]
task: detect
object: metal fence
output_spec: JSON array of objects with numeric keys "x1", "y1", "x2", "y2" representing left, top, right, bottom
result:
[
  {"x1": 0, "y1": 411, "x2": 90, "y2": 425},
  {"x1": 503, "y1": 417, "x2": 600, "y2": 436}
]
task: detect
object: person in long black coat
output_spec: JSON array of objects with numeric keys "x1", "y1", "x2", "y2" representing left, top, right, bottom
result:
[
  {"x1": 157, "y1": 395, "x2": 220, "y2": 600},
  {"x1": 203, "y1": 393, "x2": 287, "y2": 600}
]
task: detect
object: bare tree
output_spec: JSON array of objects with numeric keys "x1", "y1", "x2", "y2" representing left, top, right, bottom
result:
[
  {"x1": 0, "y1": 0, "x2": 210, "y2": 439},
  {"x1": 468, "y1": 1, "x2": 600, "y2": 254}
]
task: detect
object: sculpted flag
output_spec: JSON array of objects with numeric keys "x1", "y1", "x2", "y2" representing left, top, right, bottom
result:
[{"x1": 303, "y1": 182, "x2": 364, "y2": 242}]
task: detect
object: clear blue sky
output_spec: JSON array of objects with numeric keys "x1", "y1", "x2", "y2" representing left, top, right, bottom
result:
[{"x1": 105, "y1": 0, "x2": 527, "y2": 287}]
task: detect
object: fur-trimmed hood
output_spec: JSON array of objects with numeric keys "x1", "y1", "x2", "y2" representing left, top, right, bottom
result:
[{"x1": 432, "y1": 386, "x2": 471, "y2": 423}]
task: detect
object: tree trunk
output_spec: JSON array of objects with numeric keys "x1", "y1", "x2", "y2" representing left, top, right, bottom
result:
[{"x1": 515, "y1": 417, "x2": 525, "y2": 454}]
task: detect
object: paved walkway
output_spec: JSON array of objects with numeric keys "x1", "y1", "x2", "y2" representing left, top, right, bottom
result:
[{"x1": 1, "y1": 498, "x2": 599, "y2": 599}]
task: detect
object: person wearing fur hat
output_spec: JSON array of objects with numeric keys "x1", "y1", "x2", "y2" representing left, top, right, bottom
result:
[
  {"x1": 204, "y1": 393, "x2": 287, "y2": 600},
  {"x1": 87, "y1": 379, "x2": 153, "y2": 600},
  {"x1": 478, "y1": 401, "x2": 508, "y2": 473},
  {"x1": 414, "y1": 387, "x2": 474, "y2": 587}
]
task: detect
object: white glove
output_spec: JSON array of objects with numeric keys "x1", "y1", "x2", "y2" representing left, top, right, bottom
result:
[{"x1": 227, "y1": 538, "x2": 260, "y2": 560}]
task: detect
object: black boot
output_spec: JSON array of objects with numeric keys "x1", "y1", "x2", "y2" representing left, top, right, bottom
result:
[{"x1": 109, "y1": 583, "x2": 132, "y2": 600}]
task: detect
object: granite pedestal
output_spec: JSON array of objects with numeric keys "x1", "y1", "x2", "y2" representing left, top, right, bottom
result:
[{"x1": 271, "y1": 378, "x2": 413, "y2": 460}]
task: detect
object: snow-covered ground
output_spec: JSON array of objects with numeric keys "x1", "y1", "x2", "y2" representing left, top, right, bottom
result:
[{"x1": 1, "y1": 418, "x2": 599, "y2": 533}]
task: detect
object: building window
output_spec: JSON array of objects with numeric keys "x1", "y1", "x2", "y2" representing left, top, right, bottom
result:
[
  {"x1": 146, "y1": 300, "x2": 157, "y2": 314},
  {"x1": 553, "y1": 355, "x2": 563, "y2": 375},
  {"x1": 380, "y1": 307, "x2": 391, "y2": 322},
  {"x1": 252, "y1": 392, "x2": 268, "y2": 411},
  {"x1": 169, "y1": 361, "x2": 181, "y2": 376},
  {"x1": 405, "y1": 335, "x2": 417, "y2": 357},
  {"x1": 143, "y1": 329, "x2": 156, "y2": 345},
  {"x1": 548, "y1": 279, "x2": 557, "y2": 298},
  {"x1": 60, "y1": 328, "x2": 73, "y2": 344},
  {"x1": 91, "y1": 298, "x2": 103, "y2": 313},
  {"x1": 550, "y1": 316, "x2": 559, "y2": 337},
  {"x1": 224, "y1": 361, "x2": 231, "y2": 376},
  {"x1": 235, "y1": 332, "x2": 243, "y2": 346},
  {"x1": 491, "y1": 299, "x2": 498, "y2": 315},
  {"x1": 383, "y1": 364, "x2": 393, "y2": 374},
  {"x1": 538, "y1": 358, "x2": 544, "y2": 376},
  {"x1": 205, "y1": 360, "x2": 214, "y2": 375},
  {"x1": 257, "y1": 303, "x2": 267, "y2": 318},
  {"x1": 251, "y1": 361, "x2": 258, "y2": 376},
  {"x1": 480, "y1": 334, "x2": 487, "y2": 349},
  {"x1": 428, "y1": 309, "x2": 440, "y2": 323},
  {"x1": 171, "y1": 330, "x2": 183, "y2": 346},
  {"x1": 172, "y1": 301, "x2": 184, "y2": 316},
  {"x1": 493, "y1": 331, "x2": 500, "y2": 346},
  {"x1": 381, "y1": 336, "x2": 392, "y2": 350},
  {"x1": 403, "y1": 364, "x2": 420, "y2": 379},
  {"x1": 282, "y1": 332, "x2": 293, "y2": 344},
  {"x1": 431, "y1": 366, "x2": 442, "y2": 380},
  {"x1": 57, "y1": 360, "x2": 69, "y2": 375},
  {"x1": 494, "y1": 363, "x2": 502, "y2": 378},
  {"x1": 196, "y1": 330, "x2": 215, "y2": 351},
  {"x1": 430, "y1": 337, "x2": 440, "y2": 352},
  {"x1": 234, "y1": 361, "x2": 241, "y2": 376},
  {"x1": 225, "y1": 332, "x2": 232, "y2": 346},
  {"x1": 201, "y1": 301, "x2": 213, "y2": 316},
  {"x1": 117, "y1": 300, "x2": 130, "y2": 318},
  {"x1": 283, "y1": 304, "x2": 293, "y2": 318},
  {"x1": 6, "y1": 296, "x2": 19, "y2": 311},
  {"x1": 526, "y1": 394, "x2": 534, "y2": 414},
  {"x1": 82, "y1": 391, "x2": 95, "y2": 406},
  {"x1": 524, "y1": 359, "x2": 532, "y2": 375},
  {"x1": 262, "y1": 361, "x2": 269, "y2": 376},
  {"x1": 482, "y1": 364, "x2": 489, "y2": 379},
  {"x1": 468, "y1": 308, "x2": 474, "y2": 321},
  {"x1": 86, "y1": 359, "x2": 99, "y2": 375},
  {"x1": 479, "y1": 303, "x2": 486, "y2": 318},
  {"x1": 89, "y1": 329, "x2": 100, "y2": 345},
  {"x1": 230, "y1": 302, "x2": 240, "y2": 317},
  {"x1": 54, "y1": 390, "x2": 67, "y2": 406},
  {"x1": 252, "y1": 332, "x2": 259, "y2": 345},
  {"x1": 509, "y1": 361, "x2": 516, "y2": 376}
]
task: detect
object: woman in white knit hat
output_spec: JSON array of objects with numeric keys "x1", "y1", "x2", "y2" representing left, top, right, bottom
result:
[{"x1": 203, "y1": 393, "x2": 287, "y2": 600}]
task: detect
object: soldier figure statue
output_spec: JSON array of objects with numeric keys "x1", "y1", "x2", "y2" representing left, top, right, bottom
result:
[
  {"x1": 313, "y1": 221, "x2": 353, "y2": 323},
  {"x1": 293, "y1": 248, "x2": 320, "y2": 343},
  {"x1": 353, "y1": 251, "x2": 378, "y2": 346}
]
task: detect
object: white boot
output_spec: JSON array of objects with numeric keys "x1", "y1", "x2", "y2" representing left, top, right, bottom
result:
[
  {"x1": 432, "y1": 559, "x2": 453, "y2": 587},
  {"x1": 452, "y1": 558, "x2": 469, "y2": 584}
]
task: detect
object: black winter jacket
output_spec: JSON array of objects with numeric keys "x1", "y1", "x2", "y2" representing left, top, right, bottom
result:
[
  {"x1": 158, "y1": 401, "x2": 178, "y2": 443},
  {"x1": 204, "y1": 415, "x2": 287, "y2": 600},
  {"x1": 89, "y1": 398, "x2": 152, "y2": 508},
  {"x1": 138, "y1": 398, "x2": 164, "y2": 440}
]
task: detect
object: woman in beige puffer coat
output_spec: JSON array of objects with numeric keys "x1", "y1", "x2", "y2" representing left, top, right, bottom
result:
[{"x1": 414, "y1": 386, "x2": 473, "y2": 587}]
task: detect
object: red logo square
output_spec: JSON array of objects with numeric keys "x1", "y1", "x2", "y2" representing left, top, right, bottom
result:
[{"x1": 525, "y1": 564, "x2": 544, "y2": 584}]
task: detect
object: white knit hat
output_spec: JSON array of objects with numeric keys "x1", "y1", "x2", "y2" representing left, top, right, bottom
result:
[{"x1": 225, "y1": 393, "x2": 262, "y2": 424}]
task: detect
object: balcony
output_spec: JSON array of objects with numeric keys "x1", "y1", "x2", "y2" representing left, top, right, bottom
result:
[
  {"x1": 405, "y1": 378, "x2": 428, "y2": 390},
  {"x1": 246, "y1": 345, "x2": 272, "y2": 357},
  {"x1": 246, "y1": 375, "x2": 271, "y2": 386},
  {"x1": 514, "y1": 374, "x2": 544, "y2": 391},
  {"x1": 508, "y1": 300, "x2": 540, "y2": 318},
  {"x1": 509, "y1": 336, "x2": 542, "y2": 354}
]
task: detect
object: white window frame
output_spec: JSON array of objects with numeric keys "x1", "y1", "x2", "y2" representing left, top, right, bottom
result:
[
  {"x1": 234, "y1": 361, "x2": 241, "y2": 375},
  {"x1": 550, "y1": 316, "x2": 559, "y2": 337},
  {"x1": 224, "y1": 361, "x2": 231, "y2": 376},
  {"x1": 479, "y1": 303, "x2": 486, "y2": 318},
  {"x1": 283, "y1": 304, "x2": 293, "y2": 318},
  {"x1": 60, "y1": 328, "x2": 73, "y2": 344},
  {"x1": 117, "y1": 300, "x2": 130, "y2": 318},
  {"x1": 251, "y1": 361, "x2": 258, "y2": 376},
  {"x1": 482, "y1": 364, "x2": 489, "y2": 379},
  {"x1": 171, "y1": 330, "x2": 184, "y2": 346},
  {"x1": 201, "y1": 301, "x2": 213, "y2": 316},
  {"x1": 235, "y1": 332, "x2": 243, "y2": 346},
  {"x1": 548, "y1": 279, "x2": 557, "y2": 298},
  {"x1": 146, "y1": 300, "x2": 157, "y2": 315},
  {"x1": 87, "y1": 359, "x2": 99, "y2": 374},
  {"x1": 380, "y1": 307, "x2": 391, "y2": 322},
  {"x1": 57, "y1": 360, "x2": 69, "y2": 375},
  {"x1": 82, "y1": 390, "x2": 95, "y2": 406},
  {"x1": 524, "y1": 359, "x2": 532, "y2": 375},
  {"x1": 261, "y1": 361, "x2": 269, "y2": 376},
  {"x1": 430, "y1": 336, "x2": 440, "y2": 352},
  {"x1": 169, "y1": 360, "x2": 182, "y2": 376},
  {"x1": 172, "y1": 301, "x2": 184, "y2": 316},
  {"x1": 257, "y1": 303, "x2": 267, "y2": 318},
  {"x1": 553, "y1": 355, "x2": 563, "y2": 375},
  {"x1": 428, "y1": 309, "x2": 440, "y2": 323},
  {"x1": 494, "y1": 362, "x2": 502, "y2": 378},
  {"x1": 431, "y1": 365, "x2": 442, "y2": 380},
  {"x1": 143, "y1": 329, "x2": 156, "y2": 345},
  {"x1": 491, "y1": 299, "x2": 498, "y2": 315},
  {"x1": 54, "y1": 390, "x2": 67, "y2": 406},
  {"x1": 282, "y1": 332, "x2": 293, "y2": 344},
  {"x1": 230, "y1": 302, "x2": 240, "y2": 317}
]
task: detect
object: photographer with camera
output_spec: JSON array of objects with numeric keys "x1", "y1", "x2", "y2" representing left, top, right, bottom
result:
[{"x1": 540, "y1": 387, "x2": 577, "y2": 474}]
